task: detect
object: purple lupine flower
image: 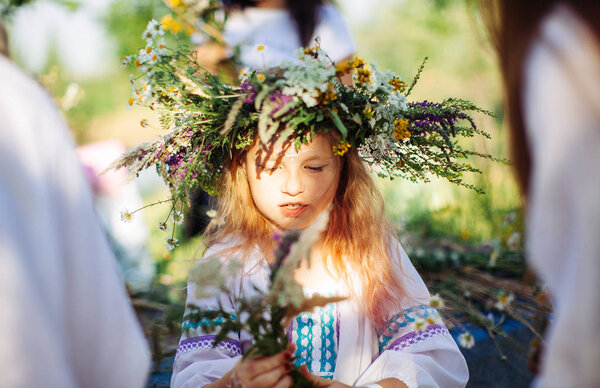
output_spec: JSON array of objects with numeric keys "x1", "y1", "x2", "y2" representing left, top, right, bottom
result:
[{"x1": 241, "y1": 81, "x2": 257, "y2": 104}]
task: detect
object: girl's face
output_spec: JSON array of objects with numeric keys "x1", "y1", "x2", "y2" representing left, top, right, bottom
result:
[{"x1": 245, "y1": 133, "x2": 341, "y2": 230}]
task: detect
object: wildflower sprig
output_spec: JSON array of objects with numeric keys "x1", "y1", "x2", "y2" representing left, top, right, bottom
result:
[{"x1": 184, "y1": 211, "x2": 343, "y2": 387}]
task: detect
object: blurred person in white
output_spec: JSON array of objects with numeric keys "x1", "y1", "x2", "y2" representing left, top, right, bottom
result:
[
  {"x1": 0, "y1": 19, "x2": 150, "y2": 388},
  {"x1": 193, "y1": 0, "x2": 356, "y2": 70},
  {"x1": 481, "y1": 1, "x2": 600, "y2": 386},
  {"x1": 221, "y1": 0, "x2": 356, "y2": 68}
]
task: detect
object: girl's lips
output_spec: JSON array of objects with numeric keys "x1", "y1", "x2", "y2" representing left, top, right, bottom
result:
[{"x1": 279, "y1": 203, "x2": 309, "y2": 217}]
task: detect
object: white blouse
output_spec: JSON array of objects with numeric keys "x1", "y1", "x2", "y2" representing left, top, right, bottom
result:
[
  {"x1": 171, "y1": 239, "x2": 468, "y2": 387},
  {"x1": 224, "y1": 4, "x2": 357, "y2": 68},
  {"x1": 523, "y1": 5, "x2": 600, "y2": 388}
]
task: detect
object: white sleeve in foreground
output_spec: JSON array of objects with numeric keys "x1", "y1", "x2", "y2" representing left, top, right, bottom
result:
[{"x1": 357, "y1": 329, "x2": 468, "y2": 388}]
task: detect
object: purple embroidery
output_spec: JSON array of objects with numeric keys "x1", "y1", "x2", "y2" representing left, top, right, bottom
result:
[
  {"x1": 177, "y1": 335, "x2": 242, "y2": 356},
  {"x1": 386, "y1": 324, "x2": 449, "y2": 352}
]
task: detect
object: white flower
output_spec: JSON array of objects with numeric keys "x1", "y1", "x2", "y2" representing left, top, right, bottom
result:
[
  {"x1": 120, "y1": 209, "x2": 133, "y2": 222},
  {"x1": 142, "y1": 19, "x2": 164, "y2": 42},
  {"x1": 494, "y1": 293, "x2": 515, "y2": 311},
  {"x1": 120, "y1": 55, "x2": 131, "y2": 69},
  {"x1": 172, "y1": 210, "x2": 184, "y2": 225},
  {"x1": 506, "y1": 232, "x2": 521, "y2": 251},
  {"x1": 145, "y1": 46, "x2": 160, "y2": 65},
  {"x1": 156, "y1": 39, "x2": 167, "y2": 55},
  {"x1": 458, "y1": 332, "x2": 475, "y2": 349},
  {"x1": 429, "y1": 293, "x2": 445, "y2": 309},
  {"x1": 165, "y1": 237, "x2": 179, "y2": 251},
  {"x1": 158, "y1": 221, "x2": 168, "y2": 231},
  {"x1": 206, "y1": 209, "x2": 217, "y2": 218},
  {"x1": 411, "y1": 318, "x2": 427, "y2": 332}
]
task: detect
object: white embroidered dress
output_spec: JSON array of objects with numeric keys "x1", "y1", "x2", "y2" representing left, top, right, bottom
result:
[{"x1": 171, "y1": 239, "x2": 468, "y2": 387}]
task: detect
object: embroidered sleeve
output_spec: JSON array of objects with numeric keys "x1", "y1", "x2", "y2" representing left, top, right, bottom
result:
[
  {"x1": 170, "y1": 281, "x2": 244, "y2": 388},
  {"x1": 377, "y1": 304, "x2": 448, "y2": 353}
]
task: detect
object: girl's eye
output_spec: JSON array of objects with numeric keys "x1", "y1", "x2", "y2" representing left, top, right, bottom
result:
[
  {"x1": 306, "y1": 165, "x2": 325, "y2": 172},
  {"x1": 259, "y1": 165, "x2": 278, "y2": 173}
]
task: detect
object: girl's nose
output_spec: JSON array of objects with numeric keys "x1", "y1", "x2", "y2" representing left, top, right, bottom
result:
[{"x1": 281, "y1": 170, "x2": 304, "y2": 196}]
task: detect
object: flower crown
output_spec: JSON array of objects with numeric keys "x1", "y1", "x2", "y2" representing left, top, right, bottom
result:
[{"x1": 112, "y1": 20, "x2": 500, "y2": 230}]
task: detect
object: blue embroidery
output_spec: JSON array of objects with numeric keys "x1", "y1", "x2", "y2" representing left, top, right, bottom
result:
[
  {"x1": 377, "y1": 304, "x2": 441, "y2": 352},
  {"x1": 292, "y1": 301, "x2": 338, "y2": 379},
  {"x1": 181, "y1": 309, "x2": 237, "y2": 332}
]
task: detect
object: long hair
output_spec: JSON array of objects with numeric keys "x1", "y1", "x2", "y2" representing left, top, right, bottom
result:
[
  {"x1": 479, "y1": 0, "x2": 600, "y2": 197},
  {"x1": 204, "y1": 142, "x2": 411, "y2": 329},
  {"x1": 224, "y1": 0, "x2": 325, "y2": 47}
]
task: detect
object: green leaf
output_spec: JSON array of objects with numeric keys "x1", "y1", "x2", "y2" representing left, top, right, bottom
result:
[{"x1": 327, "y1": 108, "x2": 347, "y2": 138}]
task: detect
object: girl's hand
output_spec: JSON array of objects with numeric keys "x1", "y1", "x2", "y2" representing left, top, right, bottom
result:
[
  {"x1": 299, "y1": 366, "x2": 408, "y2": 388},
  {"x1": 228, "y1": 348, "x2": 293, "y2": 388},
  {"x1": 298, "y1": 365, "x2": 352, "y2": 388}
]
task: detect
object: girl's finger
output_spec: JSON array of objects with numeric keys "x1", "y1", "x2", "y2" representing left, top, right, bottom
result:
[
  {"x1": 249, "y1": 364, "x2": 289, "y2": 387},
  {"x1": 272, "y1": 374, "x2": 293, "y2": 388},
  {"x1": 242, "y1": 351, "x2": 290, "y2": 380},
  {"x1": 299, "y1": 365, "x2": 330, "y2": 387}
]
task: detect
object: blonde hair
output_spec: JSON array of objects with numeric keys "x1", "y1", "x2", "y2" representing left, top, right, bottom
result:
[{"x1": 204, "y1": 141, "x2": 412, "y2": 329}]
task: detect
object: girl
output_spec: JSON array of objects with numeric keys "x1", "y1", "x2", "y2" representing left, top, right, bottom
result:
[
  {"x1": 116, "y1": 28, "x2": 485, "y2": 386},
  {"x1": 170, "y1": 132, "x2": 469, "y2": 387},
  {"x1": 481, "y1": 1, "x2": 600, "y2": 386}
]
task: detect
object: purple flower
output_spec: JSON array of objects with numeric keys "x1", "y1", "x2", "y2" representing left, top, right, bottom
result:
[
  {"x1": 269, "y1": 90, "x2": 294, "y2": 117},
  {"x1": 241, "y1": 82, "x2": 256, "y2": 104}
]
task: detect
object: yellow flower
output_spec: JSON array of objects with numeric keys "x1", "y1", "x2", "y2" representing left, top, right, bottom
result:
[
  {"x1": 332, "y1": 141, "x2": 351, "y2": 156},
  {"x1": 362, "y1": 107, "x2": 374, "y2": 120},
  {"x1": 303, "y1": 45, "x2": 320, "y2": 58},
  {"x1": 355, "y1": 66, "x2": 372, "y2": 86},
  {"x1": 389, "y1": 76, "x2": 407, "y2": 92},
  {"x1": 161, "y1": 14, "x2": 182, "y2": 33},
  {"x1": 128, "y1": 97, "x2": 135, "y2": 107},
  {"x1": 168, "y1": 0, "x2": 181, "y2": 7},
  {"x1": 256, "y1": 73, "x2": 266, "y2": 82},
  {"x1": 335, "y1": 60, "x2": 353, "y2": 76},
  {"x1": 351, "y1": 57, "x2": 366, "y2": 69},
  {"x1": 393, "y1": 119, "x2": 411, "y2": 141},
  {"x1": 318, "y1": 83, "x2": 337, "y2": 105}
]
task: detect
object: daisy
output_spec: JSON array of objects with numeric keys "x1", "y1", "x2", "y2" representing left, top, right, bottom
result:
[
  {"x1": 458, "y1": 332, "x2": 475, "y2": 349},
  {"x1": 494, "y1": 293, "x2": 515, "y2": 311},
  {"x1": 120, "y1": 209, "x2": 133, "y2": 222},
  {"x1": 429, "y1": 293, "x2": 445, "y2": 309},
  {"x1": 156, "y1": 39, "x2": 167, "y2": 55},
  {"x1": 165, "y1": 237, "x2": 179, "y2": 251},
  {"x1": 411, "y1": 318, "x2": 427, "y2": 332},
  {"x1": 158, "y1": 221, "x2": 168, "y2": 231},
  {"x1": 172, "y1": 210, "x2": 184, "y2": 225}
]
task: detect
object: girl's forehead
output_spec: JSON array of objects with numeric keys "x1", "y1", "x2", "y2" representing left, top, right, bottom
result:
[{"x1": 252, "y1": 134, "x2": 335, "y2": 160}]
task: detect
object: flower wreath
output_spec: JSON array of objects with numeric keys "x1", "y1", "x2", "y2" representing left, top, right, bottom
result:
[{"x1": 111, "y1": 20, "x2": 502, "y2": 238}]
